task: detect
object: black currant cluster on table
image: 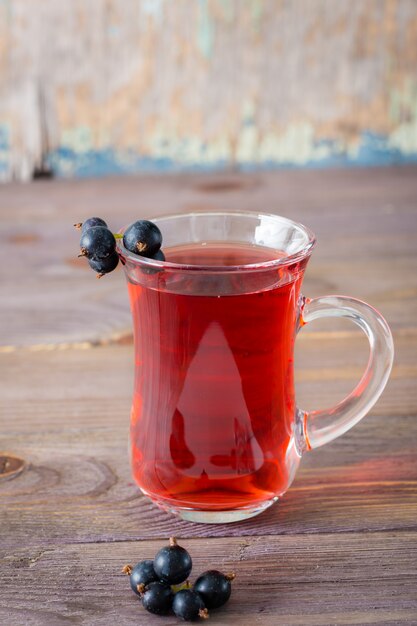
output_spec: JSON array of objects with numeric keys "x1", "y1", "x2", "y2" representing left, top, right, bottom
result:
[
  {"x1": 76, "y1": 217, "x2": 164, "y2": 278},
  {"x1": 123, "y1": 537, "x2": 235, "y2": 621}
]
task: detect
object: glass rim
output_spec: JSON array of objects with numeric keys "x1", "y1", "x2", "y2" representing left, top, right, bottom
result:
[{"x1": 117, "y1": 210, "x2": 316, "y2": 272}]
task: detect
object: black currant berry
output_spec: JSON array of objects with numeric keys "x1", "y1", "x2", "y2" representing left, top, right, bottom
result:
[
  {"x1": 74, "y1": 217, "x2": 108, "y2": 234},
  {"x1": 88, "y1": 252, "x2": 119, "y2": 277},
  {"x1": 80, "y1": 226, "x2": 116, "y2": 260},
  {"x1": 140, "y1": 248, "x2": 166, "y2": 275},
  {"x1": 193, "y1": 570, "x2": 235, "y2": 609},
  {"x1": 123, "y1": 220, "x2": 162, "y2": 257},
  {"x1": 139, "y1": 581, "x2": 173, "y2": 615},
  {"x1": 122, "y1": 560, "x2": 159, "y2": 595},
  {"x1": 152, "y1": 248, "x2": 165, "y2": 261},
  {"x1": 153, "y1": 537, "x2": 192, "y2": 585},
  {"x1": 173, "y1": 589, "x2": 209, "y2": 621}
]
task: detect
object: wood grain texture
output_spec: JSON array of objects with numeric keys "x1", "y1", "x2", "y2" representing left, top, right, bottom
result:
[
  {"x1": 0, "y1": 166, "x2": 416, "y2": 347},
  {"x1": 0, "y1": 168, "x2": 416, "y2": 624},
  {"x1": 0, "y1": 340, "x2": 416, "y2": 548},
  {"x1": 1, "y1": 534, "x2": 417, "y2": 625}
]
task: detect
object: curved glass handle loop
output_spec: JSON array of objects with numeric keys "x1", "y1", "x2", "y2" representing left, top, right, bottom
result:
[{"x1": 297, "y1": 296, "x2": 394, "y2": 451}]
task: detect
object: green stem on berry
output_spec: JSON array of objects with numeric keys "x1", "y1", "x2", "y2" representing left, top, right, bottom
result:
[
  {"x1": 171, "y1": 580, "x2": 191, "y2": 593},
  {"x1": 113, "y1": 233, "x2": 123, "y2": 239}
]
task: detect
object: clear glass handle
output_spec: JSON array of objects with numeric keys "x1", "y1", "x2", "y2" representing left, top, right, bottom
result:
[{"x1": 297, "y1": 296, "x2": 394, "y2": 451}]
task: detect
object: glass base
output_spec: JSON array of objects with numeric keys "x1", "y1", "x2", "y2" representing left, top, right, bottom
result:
[{"x1": 150, "y1": 496, "x2": 278, "y2": 524}]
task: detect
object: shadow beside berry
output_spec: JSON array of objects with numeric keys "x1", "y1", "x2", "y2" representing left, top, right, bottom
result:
[{"x1": 140, "y1": 248, "x2": 166, "y2": 275}]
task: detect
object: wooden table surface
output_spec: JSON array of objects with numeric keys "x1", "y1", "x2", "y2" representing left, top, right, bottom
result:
[{"x1": 1, "y1": 167, "x2": 416, "y2": 625}]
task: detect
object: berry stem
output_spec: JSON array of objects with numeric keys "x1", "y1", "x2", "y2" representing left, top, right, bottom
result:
[
  {"x1": 225, "y1": 573, "x2": 236, "y2": 582},
  {"x1": 199, "y1": 608, "x2": 209, "y2": 619},
  {"x1": 136, "y1": 583, "x2": 146, "y2": 595},
  {"x1": 74, "y1": 222, "x2": 83, "y2": 230},
  {"x1": 171, "y1": 579, "x2": 191, "y2": 593},
  {"x1": 169, "y1": 537, "x2": 178, "y2": 547},
  {"x1": 113, "y1": 233, "x2": 123, "y2": 239},
  {"x1": 122, "y1": 564, "x2": 132, "y2": 576},
  {"x1": 136, "y1": 241, "x2": 147, "y2": 253}
]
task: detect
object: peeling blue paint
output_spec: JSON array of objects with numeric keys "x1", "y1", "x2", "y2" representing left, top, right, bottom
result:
[
  {"x1": 107, "y1": 25, "x2": 120, "y2": 37},
  {"x1": 197, "y1": 0, "x2": 215, "y2": 59},
  {"x1": 218, "y1": 0, "x2": 234, "y2": 23},
  {"x1": 141, "y1": 0, "x2": 165, "y2": 22},
  {"x1": 1, "y1": 1, "x2": 416, "y2": 182},
  {"x1": 47, "y1": 148, "x2": 218, "y2": 178},
  {"x1": 47, "y1": 132, "x2": 417, "y2": 179},
  {"x1": 0, "y1": 124, "x2": 10, "y2": 149},
  {"x1": 248, "y1": 0, "x2": 263, "y2": 30},
  {"x1": 0, "y1": 125, "x2": 10, "y2": 178}
]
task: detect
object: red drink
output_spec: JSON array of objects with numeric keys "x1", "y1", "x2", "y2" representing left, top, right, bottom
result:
[
  {"x1": 127, "y1": 242, "x2": 306, "y2": 512},
  {"x1": 120, "y1": 211, "x2": 393, "y2": 523}
]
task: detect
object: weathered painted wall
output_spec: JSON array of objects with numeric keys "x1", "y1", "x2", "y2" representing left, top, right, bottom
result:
[{"x1": 0, "y1": 0, "x2": 417, "y2": 180}]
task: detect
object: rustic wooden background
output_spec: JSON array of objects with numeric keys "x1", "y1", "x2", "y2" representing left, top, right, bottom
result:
[
  {"x1": 0, "y1": 166, "x2": 416, "y2": 624},
  {"x1": 1, "y1": 0, "x2": 417, "y2": 180}
]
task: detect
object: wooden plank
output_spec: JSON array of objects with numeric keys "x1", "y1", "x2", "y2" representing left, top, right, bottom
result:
[
  {"x1": 0, "y1": 340, "x2": 416, "y2": 548},
  {"x1": 1, "y1": 167, "x2": 417, "y2": 224},
  {"x1": 1, "y1": 330, "x2": 415, "y2": 433},
  {"x1": 0, "y1": 428, "x2": 415, "y2": 547},
  {"x1": 0, "y1": 169, "x2": 416, "y2": 624},
  {"x1": 0, "y1": 167, "x2": 416, "y2": 347},
  {"x1": 2, "y1": 1, "x2": 417, "y2": 180},
  {"x1": 1, "y1": 534, "x2": 416, "y2": 625},
  {"x1": 1, "y1": 333, "x2": 414, "y2": 433}
]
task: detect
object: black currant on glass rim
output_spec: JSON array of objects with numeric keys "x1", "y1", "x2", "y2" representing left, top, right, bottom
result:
[{"x1": 122, "y1": 219, "x2": 162, "y2": 257}]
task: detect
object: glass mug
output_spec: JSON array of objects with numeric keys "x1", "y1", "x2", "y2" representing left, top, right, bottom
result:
[{"x1": 118, "y1": 212, "x2": 394, "y2": 524}]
